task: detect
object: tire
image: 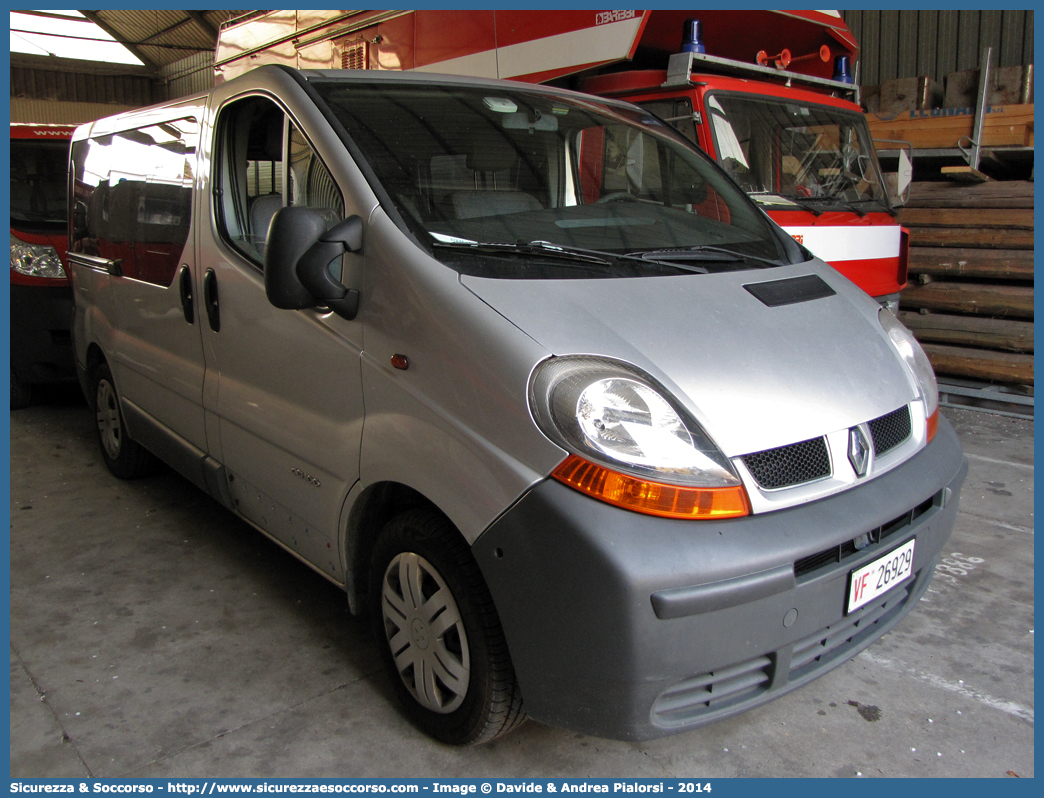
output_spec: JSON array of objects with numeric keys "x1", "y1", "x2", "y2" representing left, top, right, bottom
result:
[
  {"x1": 369, "y1": 508, "x2": 526, "y2": 745},
  {"x1": 11, "y1": 369, "x2": 32, "y2": 410},
  {"x1": 91, "y1": 363, "x2": 157, "y2": 479}
]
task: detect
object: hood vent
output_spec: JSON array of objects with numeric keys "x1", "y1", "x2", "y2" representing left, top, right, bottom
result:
[{"x1": 744, "y1": 274, "x2": 836, "y2": 307}]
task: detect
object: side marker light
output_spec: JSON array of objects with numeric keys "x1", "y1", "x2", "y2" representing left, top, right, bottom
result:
[{"x1": 926, "y1": 409, "x2": 939, "y2": 443}]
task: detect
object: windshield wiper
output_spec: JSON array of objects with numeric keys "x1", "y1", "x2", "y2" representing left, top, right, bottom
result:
[
  {"x1": 847, "y1": 196, "x2": 895, "y2": 216},
  {"x1": 785, "y1": 193, "x2": 873, "y2": 218},
  {"x1": 779, "y1": 194, "x2": 824, "y2": 217},
  {"x1": 630, "y1": 245, "x2": 784, "y2": 269},
  {"x1": 432, "y1": 240, "x2": 613, "y2": 267},
  {"x1": 432, "y1": 240, "x2": 716, "y2": 275}
]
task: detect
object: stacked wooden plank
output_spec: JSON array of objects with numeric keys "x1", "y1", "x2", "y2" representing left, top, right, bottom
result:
[
  {"x1": 864, "y1": 62, "x2": 1033, "y2": 151},
  {"x1": 868, "y1": 103, "x2": 1034, "y2": 151},
  {"x1": 897, "y1": 181, "x2": 1033, "y2": 386}
]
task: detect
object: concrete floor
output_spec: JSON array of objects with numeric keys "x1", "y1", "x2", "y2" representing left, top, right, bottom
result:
[{"x1": 9, "y1": 389, "x2": 1034, "y2": 778}]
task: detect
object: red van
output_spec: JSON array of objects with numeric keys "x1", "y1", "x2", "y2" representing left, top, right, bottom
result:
[{"x1": 10, "y1": 123, "x2": 77, "y2": 407}]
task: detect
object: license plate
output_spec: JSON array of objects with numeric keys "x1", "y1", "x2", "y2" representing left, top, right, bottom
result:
[{"x1": 847, "y1": 538, "x2": 916, "y2": 613}]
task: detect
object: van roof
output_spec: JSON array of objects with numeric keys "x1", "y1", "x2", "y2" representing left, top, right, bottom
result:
[{"x1": 70, "y1": 64, "x2": 646, "y2": 142}]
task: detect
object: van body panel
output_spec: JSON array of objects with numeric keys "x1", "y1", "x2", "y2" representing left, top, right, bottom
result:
[
  {"x1": 109, "y1": 309, "x2": 208, "y2": 453},
  {"x1": 357, "y1": 211, "x2": 565, "y2": 542},
  {"x1": 68, "y1": 104, "x2": 208, "y2": 450},
  {"x1": 120, "y1": 398, "x2": 210, "y2": 493},
  {"x1": 461, "y1": 260, "x2": 914, "y2": 458},
  {"x1": 70, "y1": 261, "x2": 119, "y2": 382},
  {"x1": 192, "y1": 70, "x2": 375, "y2": 572}
]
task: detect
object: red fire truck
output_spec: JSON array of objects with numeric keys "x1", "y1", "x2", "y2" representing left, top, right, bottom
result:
[
  {"x1": 10, "y1": 123, "x2": 78, "y2": 407},
  {"x1": 215, "y1": 9, "x2": 909, "y2": 308}
]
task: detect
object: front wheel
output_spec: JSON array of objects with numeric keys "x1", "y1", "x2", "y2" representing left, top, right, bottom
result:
[{"x1": 369, "y1": 509, "x2": 525, "y2": 745}]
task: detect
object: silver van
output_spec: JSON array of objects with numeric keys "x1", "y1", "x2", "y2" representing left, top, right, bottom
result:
[{"x1": 68, "y1": 66, "x2": 967, "y2": 745}]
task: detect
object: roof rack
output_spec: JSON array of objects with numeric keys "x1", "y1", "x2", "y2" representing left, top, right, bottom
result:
[{"x1": 662, "y1": 51, "x2": 860, "y2": 103}]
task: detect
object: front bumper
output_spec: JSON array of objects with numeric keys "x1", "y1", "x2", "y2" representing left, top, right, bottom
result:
[
  {"x1": 10, "y1": 282, "x2": 76, "y2": 384},
  {"x1": 472, "y1": 416, "x2": 967, "y2": 741}
]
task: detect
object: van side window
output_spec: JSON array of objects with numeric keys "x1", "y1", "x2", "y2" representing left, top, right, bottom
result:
[
  {"x1": 287, "y1": 122, "x2": 346, "y2": 280},
  {"x1": 214, "y1": 96, "x2": 285, "y2": 265},
  {"x1": 215, "y1": 99, "x2": 344, "y2": 268},
  {"x1": 70, "y1": 118, "x2": 198, "y2": 287},
  {"x1": 288, "y1": 122, "x2": 344, "y2": 225}
]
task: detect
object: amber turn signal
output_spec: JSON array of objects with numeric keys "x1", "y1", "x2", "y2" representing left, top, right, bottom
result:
[
  {"x1": 552, "y1": 454, "x2": 751, "y2": 520},
  {"x1": 926, "y1": 408, "x2": 939, "y2": 442}
]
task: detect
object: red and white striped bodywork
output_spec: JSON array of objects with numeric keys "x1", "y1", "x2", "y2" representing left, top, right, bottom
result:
[
  {"x1": 773, "y1": 214, "x2": 907, "y2": 299},
  {"x1": 216, "y1": 10, "x2": 855, "y2": 84},
  {"x1": 215, "y1": 10, "x2": 906, "y2": 301},
  {"x1": 10, "y1": 123, "x2": 77, "y2": 287}
]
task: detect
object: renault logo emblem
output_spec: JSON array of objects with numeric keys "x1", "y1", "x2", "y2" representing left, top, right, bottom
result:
[{"x1": 848, "y1": 427, "x2": 870, "y2": 477}]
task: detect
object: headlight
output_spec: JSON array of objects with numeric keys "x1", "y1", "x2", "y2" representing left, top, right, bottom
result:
[
  {"x1": 879, "y1": 308, "x2": 939, "y2": 435},
  {"x1": 530, "y1": 356, "x2": 749, "y2": 519},
  {"x1": 11, "y1": 236, "x2": 66, "y2": 279}
]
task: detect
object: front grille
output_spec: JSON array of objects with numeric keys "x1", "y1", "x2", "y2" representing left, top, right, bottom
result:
[
  {"x1": 869, "y1": 405, "x2": 912, "y2": 456},
  {"x1": 742, "y1": 437, "x2": 831, "y2": 489},
  {"x1": 794, "y1": 493, "x2": 936, "y2": 579},
  {"x1": 652, "y1": 655, "x2": 773, "y2": 728},
  {"x1": 651, "y1": 569, "x2": 922, "y2": 730},
  {"x1": 790, "y1": 576, "x2": 915, "y2": 677}
]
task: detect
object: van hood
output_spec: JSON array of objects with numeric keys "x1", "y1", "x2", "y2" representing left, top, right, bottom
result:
[{"x1": 461, "y1": 261, "x2": 916, "y2": 457}]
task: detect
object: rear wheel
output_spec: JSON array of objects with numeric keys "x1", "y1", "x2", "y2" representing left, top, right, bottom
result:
[
  {"x1": 369, "y1": 508, "x2": 526, "y2": 745},
  {"x1": 92, "y1": 363, "x2": 157, "y2": 479}
]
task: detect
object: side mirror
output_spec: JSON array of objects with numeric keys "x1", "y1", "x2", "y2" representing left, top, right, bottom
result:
[
  {"x1": 264, "y1": 207, "x2": 363, "y2": 320},
  {"x1": 874, "y1": 139, "x2": 913, "y2": 208}
]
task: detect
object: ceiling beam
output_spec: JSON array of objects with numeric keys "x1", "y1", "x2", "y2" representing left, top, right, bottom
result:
[
  {"x1": 186, "y1": 11, "x2": 219, "y2": 45},
  {"x1": 10, "y1": 51, "x2": 154, "y2": 79},
  {"x1": 138, "y1": 17, "x2": 194, "y2": 45},
  {"x1": 77, "y1": 9, "x2": 160, "y2": 72}
]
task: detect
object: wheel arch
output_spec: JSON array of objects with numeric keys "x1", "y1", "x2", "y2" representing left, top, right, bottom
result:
[
  {"x1": 340, "y1": 480, "x2": 453, "y2": 615},
  {"x1": 80, "y1": 343, "x2": 108, "y2": 407}
]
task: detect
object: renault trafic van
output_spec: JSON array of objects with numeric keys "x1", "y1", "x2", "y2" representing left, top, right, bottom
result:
[{"x1": 69, "y1": 66, "x2": 967, "y2": 745}]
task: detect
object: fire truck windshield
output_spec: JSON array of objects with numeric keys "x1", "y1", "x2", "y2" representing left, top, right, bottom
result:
[
  {"x1": 704, "y1": 92, "x2": 888, "y2": 211},
  {"x1": 10, "y1": 139, "x2": 69, "y2": 229}
]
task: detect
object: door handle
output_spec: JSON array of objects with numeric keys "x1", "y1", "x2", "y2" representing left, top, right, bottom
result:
[
  {"x1": 178, "y1": 265, "x2": 194, "y2": 324},
  {"x1": 203, "y1": 268, "x2": 220, "y2": 332}
]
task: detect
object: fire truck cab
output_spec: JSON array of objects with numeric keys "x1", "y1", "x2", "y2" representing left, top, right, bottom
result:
[
  {"x1": 582, "y1": 63, "x2": 909, "y2": 307},
  {"x1": 10, "y1": 123, "x2": 78, "y2": 407}
]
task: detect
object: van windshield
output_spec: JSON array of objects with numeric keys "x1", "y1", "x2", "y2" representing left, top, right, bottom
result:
[
  {"x1": 311, "y1": 81, "x2": 791, "y2": 278},
  {"x1": 705, "y1": 92, "x2": 889, "y2": 212},
  {"x1": 11, "y1": 139, "x2": 69, "y2": 230}
]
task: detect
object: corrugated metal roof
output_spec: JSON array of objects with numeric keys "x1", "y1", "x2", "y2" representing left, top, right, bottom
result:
[{"x1": 80, "y1": 10, "x2": 250, "y2": 71}]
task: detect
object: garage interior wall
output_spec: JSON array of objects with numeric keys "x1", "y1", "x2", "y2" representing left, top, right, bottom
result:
[
  {"x1": 10, "y1": 50, "x2": 217, "y2": 124},
  {"x1": 842, "y1": 9, "x2": 1035, "y2": 86}
]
